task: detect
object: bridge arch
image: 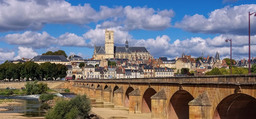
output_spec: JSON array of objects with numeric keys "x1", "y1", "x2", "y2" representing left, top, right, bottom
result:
[
  {"x1": 213, "y1": 93, "x2": 256, "y2": 119},
  {"x1": 113, "y1": 85, "x2": 119, "y2": 97},
  {"x1": 104, "y1": 85, "x2": 108, "y2": 89},
  {"x1": 168, "y1": 90, "x2": 194, "y2": 119},
  {"x1": 142, "y1": 87, "x2": 157, "y2": 113},
  {"x1": 124, "y1": 87, "x2": 134, "y2": 107}
]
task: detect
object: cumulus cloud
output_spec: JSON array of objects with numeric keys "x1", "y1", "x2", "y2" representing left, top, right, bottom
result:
[
  {"x1": 100, "y1": 6, "x2": 174, "y2": 30},
  {"x1": 14, "y1": 47, "x2": 38, "y2": 60},
  {"x1": 131, "y1": 34, "x2": 256, "y2": 60},
  {"x1": 175, "y1": 4, "x2": 256, "y2": 35},
  {"x1": 83, "y1": 25, "x2": 131, "y2": 47},
  {"x1": 0, "y1": 0, "x2": 173, "y2": 32},
  {"x1": 1, "y1": 31, "x2": 56, "y2": 48},
  {"x1": 0, "y1": 50, "x2": 15, "y2": 62},
  {"x1": 58, "y1": 33, "x2": 87, "y2": 47}
]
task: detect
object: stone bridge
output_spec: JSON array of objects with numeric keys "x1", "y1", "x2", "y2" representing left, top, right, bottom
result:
[{"x1": 64, "y1": 75, "x2": 256, "y2": 119}]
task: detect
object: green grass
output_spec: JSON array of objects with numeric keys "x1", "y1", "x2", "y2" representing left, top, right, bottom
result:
[{"x1": 0, "y1": 89, "x2": 26, "y2": 96}]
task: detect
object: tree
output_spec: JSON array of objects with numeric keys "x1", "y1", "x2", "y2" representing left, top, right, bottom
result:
[
  {"x1": 223, "y1": 58, "x2": 236, "y2": 66},
  {"x1": 79, "y1": 63, "x2": 85, "y2": 68},
  {"x1": 252, "y1": 64, "x2": 256, "y2": 74},
  {"x1": 181, "y1": 68, "x2": 189, "y2": 75},
  {"x1": 108, "y1": 61, "x2": 116, "y2": 67},
  {"x1": 25, "y1": 81, "x2": 48, "y2": 95},
  {"x1": 205, "y1": 68, "x2": 222, "y2": 75},
  {"x1": 196, "y1": 57, "x2": 203, "y2": 62},
  {"x1": 46, "y1": 95, "x2": 91, "y2": 119},
  {"x1": 22, "y1": 61, "x2": 41, "y2": 80},
  {"x1": 42, "y1": 50, "x2": 67, "y2": 58}
]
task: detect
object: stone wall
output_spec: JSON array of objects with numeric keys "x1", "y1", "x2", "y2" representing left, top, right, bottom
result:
[{"x1": 0, "y1": 81, "x2": 65, "y2": 89}]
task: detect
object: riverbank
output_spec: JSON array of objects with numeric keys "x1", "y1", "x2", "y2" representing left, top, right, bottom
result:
[{"x1": 0, "y1": 99, "x2": 44, "y2": 119}]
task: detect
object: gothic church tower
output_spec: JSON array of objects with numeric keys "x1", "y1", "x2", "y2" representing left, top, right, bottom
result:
[{"x1": 105, "y1": 30, "x2": 114, "y2": 59}]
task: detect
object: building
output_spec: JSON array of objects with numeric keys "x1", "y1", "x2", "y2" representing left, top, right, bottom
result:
[
  {"x1": 32, "y1": 55, "x2": 69, "y2": 65},
  {"x1": 154, "y1": 67, "x2": 174, "y2": 77},
  {"x1": 93, "y1": 30, "x2": 152, "y2": 61}
]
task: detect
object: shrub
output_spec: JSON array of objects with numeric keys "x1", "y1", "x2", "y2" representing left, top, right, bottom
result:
[
  {"x1": 64, "y1": 89, "x2": 70, "y2": 93},
  {"x1": 45, "y1": 95, "x2": 91, "y2": 119},
  {"x1": 40, "y1": 103, "x2": 51, "y2": 110},
  {"x1": 39, "y1": 94, "x2": 56, "y2": 102},
  {"x1": 25, "y1": 81, "x2": 48, "y2": 95}
]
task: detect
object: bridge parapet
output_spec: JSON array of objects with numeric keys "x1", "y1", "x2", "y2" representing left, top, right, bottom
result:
[{"x1": 71, "y1": 75, "x2": 256, "y2": 85}]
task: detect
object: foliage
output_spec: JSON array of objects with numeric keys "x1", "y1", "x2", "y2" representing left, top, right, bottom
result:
[
  {"x1": 0, "y1": 61, "x2": 67, "y2": 81},
  {"x1": 252, "y1": 64, "x2": 256, "y2": 74},
  {"x1": 223, "y1": 58, "x2": 236, "y2": 66},
  {"x1": 42, "y1": 50, "x2": 67, "y2": 58},
  {"x1": 181, "y1": 68, "x2": 190, "y2": 75},
  {"x1": 0, "y1": 89, "x2": 26, "y2": 96},
  {"x1": 64, "y1": 89, "x2": 70, "y2": 93},
  {"x1": 108, "y1": 61, "x2": 116, "y2": 67},
  {"x1": 25, "y1": 81, "x2": 48, "y2": 95},
  {"x1": 196, "y1": 57, "x2": 203, "y2": 62},
  {"x1": 79, "y1": 63, "x2": 85, "y2": 68},
  {"x1": 40, "y1": 94, "x2": 56, "y2": 102},
  {"x1": 40, "y1": 103, "x2": 51, "y2": 110},
  {"x1": 205, "y1": 68, "x2": 222, "y2": 75},
  {"x1": 45, "y1": 95, "x2": 91, "y2": 119}
]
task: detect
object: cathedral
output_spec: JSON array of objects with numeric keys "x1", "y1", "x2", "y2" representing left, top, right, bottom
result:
[{"x1": 93, "y1": 30, "x2": 152, "y2": 60}]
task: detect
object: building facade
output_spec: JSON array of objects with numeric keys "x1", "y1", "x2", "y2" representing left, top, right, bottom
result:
[{"x1": 93, "y1": 30, "x2": 152, "y2": 61}]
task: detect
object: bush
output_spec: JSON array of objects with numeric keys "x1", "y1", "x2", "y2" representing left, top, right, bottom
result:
[
  {"x1": 46, "y1": 95, "x2": 91, "y2": 119},
  {"x1": 25, "y1": 81, "x2": 48, "y2": 95},
  {"x1": 40, "y1": 94, "x2": 56, "y2": 102},
  {"x1": 64, "y1": 89, "x2": 70, "y2": 93},
  {"x1": 40, "y1": 103, "x2": 51, "y2": 110}
]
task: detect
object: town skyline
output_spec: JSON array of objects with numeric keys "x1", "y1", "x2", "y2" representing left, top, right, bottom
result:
[{"x1": 0, "y1": 0, "x2": 256, "y2": 63}]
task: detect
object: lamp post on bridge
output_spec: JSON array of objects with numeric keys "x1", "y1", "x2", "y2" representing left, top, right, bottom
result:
[
  {"x1": 248, "y1": 12, "x2": 256, "y2": 75},
  {"x1": 225, "y1": 39, "x2": 232, "y2": 74}
]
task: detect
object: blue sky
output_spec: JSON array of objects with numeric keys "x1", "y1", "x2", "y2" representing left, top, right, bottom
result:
[{"x1": 0, "y1": 0, "x2": 256, "y2": 62}]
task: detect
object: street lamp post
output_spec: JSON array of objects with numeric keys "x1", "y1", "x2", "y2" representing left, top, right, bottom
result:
[
  {"x1": 226, "y1": 39, "x2": 232, "y2": 74},
  {"x1": 248, "y1": 12, "x2": 256, "y2": 75}
]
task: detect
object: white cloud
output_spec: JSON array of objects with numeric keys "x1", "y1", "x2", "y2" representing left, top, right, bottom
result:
[
  {"x1": 58, "y1": 33, "x2": 87, "y2": 47},
  {"x1": 0, "y1": 0, "x2": 173, "y2": 31},
  {"x1": 14, "y1": 47, "x2": 38, "y2": 60},
  {"x1": 83, "y1": 25, "x2": 131, "y2": 47},
  {"x1": 100, "y1": 6, "x2": 174, "y2": 30},
  {"x1": 131, "y1": 34, "x2": 256, "y2": 60},
  {"x1": 0, "y1": 50, "x2": 15, "y2": 62},
  {"x1": 175, "y1": 4, "x2": 256, "y2": 35},
  {"x1": 1, "y1": 31, "x2": 56, "y2": 48}
]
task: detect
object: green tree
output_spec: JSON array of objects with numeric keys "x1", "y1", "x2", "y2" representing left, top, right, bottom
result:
[
  {"x1": 25, "y1": 81, "x2": 48, "y2": 95},
  {"x1": 181, "y1": 68, "x2": 189, "y2": 75},
  {"x1": 108, "y1": 61, "x2": 116, "y2": 67},
  {"x1": 252, "y1": 64, "x2": 256, "y2": 74},
  {"x1": 46, "y1": 95, "x2": 91, "y2": 119},
  {"x1": 196, "y1": 57, "x2": 203, "y2": 62},
  {"x1": 205, "y1": 68, "x2": 222, "y2": 75},
  {"x1": 79, "y1": 63, "x2": 85, "y2": 68},
  {"x1": 21, "y1": 61, "x2": 41, "y2": 80},
  {"x1": 42, "y1": 50, "x2": 67, "y2": 58},
  {"x1": 223, "y1": 58, "x2": 236, "y2": 66}
]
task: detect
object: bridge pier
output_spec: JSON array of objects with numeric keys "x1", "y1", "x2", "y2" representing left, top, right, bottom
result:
[
  {"x1": 129, "y1": 88, "x2": 141, "y2": 114},
  {"x1": 113, "y1": 87, "x2": 124, "y2": 106},
  {"x1": 189, "y1": 92, "x2": 211, "y2": 119},
  {"x1": 103, "y1": 86, "x2": 112, "y2": 102},
  {"x1": 151, "y1": 89, "x2": 167, "y2": 119},
  {"x1": 89, "y1": 86, "x2": 95, "y2": 98},
  {"x1": 95, "y1": 86, "x2": 103, "y2": 101}
]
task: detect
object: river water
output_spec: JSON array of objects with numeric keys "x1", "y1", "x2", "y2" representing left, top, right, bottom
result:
[{"x1": 0, "y1": 93, "x2": 76, "y2": 117}]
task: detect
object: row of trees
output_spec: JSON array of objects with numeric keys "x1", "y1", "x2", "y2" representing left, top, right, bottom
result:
[
  {"x1": 0, "y1": 61, "x2": 67, "y2": 81},
  {"x1": 42, "y1": 50, "x2": 67, "y2": 58},
  {"x1": 205, "y1": 66, "x2": 253, "y2": 75}
]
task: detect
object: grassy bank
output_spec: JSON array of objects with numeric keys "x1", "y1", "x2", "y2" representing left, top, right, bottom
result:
[{"x1": 0, "y1": 89, "x2": 26, "y2": 96}]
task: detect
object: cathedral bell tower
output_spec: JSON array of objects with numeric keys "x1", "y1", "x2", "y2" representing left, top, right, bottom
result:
[{"x1": 105, "y1": 30, "x2": 114, "y2": 59}]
